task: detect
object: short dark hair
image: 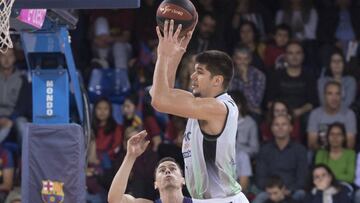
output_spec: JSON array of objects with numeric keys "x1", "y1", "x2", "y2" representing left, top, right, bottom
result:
[
  {"x1": 324, "y1": 80, "x2": 341, "y2": 94},
  {"x1": 92, "y1": 97, "x2": 117, "y2": 135},
  {"x1": 285, "y1": 40, "x2": 304, "y2": 53},
  {"x1": 270, "y1": 114, "x2": 292, "y2": 127},
  {"x1": 124, "y1": 93, "x2": 139, "y2": 106},
  {"x1": 308, "y1": 164, "x2": 341, "y2": 192},
  {"x1": 233, "y1": 44, "x2": 252, "y2": 57},
  {"x1": 326, "y1": 122, "x2": 347, "y2": 149},
  {"x1": 239, "y1": 20, "x2": 260, "y2": 44},
  {"x1": 274, "y1": 23, "x2": 292, "y2": 38},
  {"x1": 267, "y1": 99, "x2": 295, "y2": 125},
  {"x1": 266, "y1": 175, "x2": 285, "y2": 189},
  {"x1": 324, "y1": 48, "x2": 348, "y2": 77},
  {"x1": 195, "y1": 50, "x2": 234, "y2": 90},
  {"x1": 200, "y1": 12, "x2": 217, "y2": 23},
  {"x1": 154, "y1": 157, "x2": 183, "y2": 177}
]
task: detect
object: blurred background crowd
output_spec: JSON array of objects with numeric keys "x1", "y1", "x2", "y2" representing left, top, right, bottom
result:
[{"x1": 0, "y1": 0, "x2": 360, "y2": 202}]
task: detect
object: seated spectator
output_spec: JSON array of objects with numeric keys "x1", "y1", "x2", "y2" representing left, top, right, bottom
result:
[
  {"x1": 230, "y1": 45, "x2": 266, "y2": 119},
  {"x1": 236, "y1": 150, "x2": 252, "y2": 193},
  {"x1": 236, "y1": 21, "x2": 265, "y2": 70},
  {"x1": 263, "y1": 24, "x2": 291, "y2": 71},
  {"x1": 90, "y1": 17, "x2": 114, "y2": 69},
  {"x1": 275, "y1": 0, "x2": 319, "y2": 72},
  {"x1": 123, "y1": 94, "x2": 162, "y2": 151},
  {"x1": 318, "y1": 49, "x2": 357, "y2": 108},
  {"x1": 307, "y1": 81, "x2": 357, "y2": 150},
  {"x1": 254, "y1": 115, "x2": 307, "y2": 203},
  {"x1": 113, "y1": 40, "x2": 132, "y2": 71},
  {"x1": 260, "y1": 99, "x2": 302, "y2": 143},
  {"x1": 128, "y1": 42, "x2": 156, "y2": 88},
  {"x1": 122, "y1": 94, "x2": 142, "y2": 130},
  {"x1": 229, "y1": 90, "x2": 259, "y2": 158},
  {"x1": 266, "y1": 41, "x2": 317, "y2": 121},
  {"x1": 89, "y1": 15, "x2": 133, "y2": 73},
  {"x1": 92, "y1": 98, "x2": 123, "y2": 165},
  {"x1": 0, "y1": 147, "x2": 14, "y2": 202},
  {"x1": 304, "y1": 164, "x2": 352, "y2": 203},
  {"x1": 264, "y1": 176, "x2": 298, "y2": 203},
  {"x1": 317, "y1": 0, "x2": 360, "y2": 55},
  {"x1": 112, "y1": 29, "x2": 132, "y2": 70},
  {"x1": 0, "y1": 48, "x2": 31, "y2": 144},
  {"x1": 194, "y1": 0, "x2": 229, "y2": 33},
  {"x1": 87, "y1": 8, "x2": 135, "y2": 40},
  {"x1": 88, "y1": 11, "x2": 134, "y2": 70},
  {"x1": 275, "y1": 0, "x2": 318, "y2": 41},
  {"x1": 230, "y1": 0, "x2": 273, "y2": 41},
  {"x1": 187, "y1": 13, "x2": 225, "y2": 54},
  {"x1": 91, "y1": 98, "x2": 124, "y2": 193},
  {"x1": 315, "y1": 122, "x2": 356, "y2": 184}
]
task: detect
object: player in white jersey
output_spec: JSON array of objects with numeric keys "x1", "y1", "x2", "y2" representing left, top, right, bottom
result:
[{"x1": 150, "y1": 19, "x2": 248, "y2": 202}]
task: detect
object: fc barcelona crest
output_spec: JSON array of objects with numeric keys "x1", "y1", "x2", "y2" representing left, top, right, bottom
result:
[{"x1": 41, "y1": 180, "x2": 65, "y2": 203}]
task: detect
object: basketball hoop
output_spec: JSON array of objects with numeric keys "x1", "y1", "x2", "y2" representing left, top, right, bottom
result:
[{"x1": 0, "y1": 0, "x2": 15, "y2": 53}]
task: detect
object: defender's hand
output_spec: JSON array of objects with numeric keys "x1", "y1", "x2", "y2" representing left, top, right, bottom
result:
[{"x1": 126, "y1": 130, "x2": 150, "y2": 159}]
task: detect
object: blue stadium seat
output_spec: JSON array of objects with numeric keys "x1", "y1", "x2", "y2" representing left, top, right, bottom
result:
[{"x1": 88, "y1": 68, "x2": 130, "y2": 104}]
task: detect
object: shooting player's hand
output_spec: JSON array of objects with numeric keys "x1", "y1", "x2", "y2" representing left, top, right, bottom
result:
[{"x1": 156, "y1": 19, "x2": 185, "y2": 57}]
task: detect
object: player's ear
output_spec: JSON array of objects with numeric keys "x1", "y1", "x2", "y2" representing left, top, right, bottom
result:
[
  {"x1": 154, "y1": 182, "x2": 158, "y2": 190},
  {"x1": 213, "y1": 75, "x2": 223, "y2": 87}
]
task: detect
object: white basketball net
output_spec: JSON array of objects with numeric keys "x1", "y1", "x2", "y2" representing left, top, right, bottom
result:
[{"x1": 0, "y1": 0, "x2": 14, "y2": 53}]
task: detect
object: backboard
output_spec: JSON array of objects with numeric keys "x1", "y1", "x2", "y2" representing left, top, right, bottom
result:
[{"x1": 14, "y1": 0, "x2": 140, "y2": 9}]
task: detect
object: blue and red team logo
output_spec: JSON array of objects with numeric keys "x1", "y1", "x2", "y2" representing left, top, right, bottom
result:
[{"x1": 41, "y1": 180, "x2": 64, "y2": 203}]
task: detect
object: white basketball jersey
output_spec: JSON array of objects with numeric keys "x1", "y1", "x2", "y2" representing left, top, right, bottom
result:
[{"x1": 182, "y1": 93, "x2": 241, "y2": 199}]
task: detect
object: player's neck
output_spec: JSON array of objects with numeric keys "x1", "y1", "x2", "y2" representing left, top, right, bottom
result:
[
  {"x1": 210, "y1": 89, "x2": 226, "y2": 98},
  {"x1": 159, "y1": 189, "x2": 184, "y2": 203}
]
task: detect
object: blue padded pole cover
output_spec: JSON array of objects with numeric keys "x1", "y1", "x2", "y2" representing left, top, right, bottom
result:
[{"x1": 22, "y1": 124, "x2": 86, "y2": 203}]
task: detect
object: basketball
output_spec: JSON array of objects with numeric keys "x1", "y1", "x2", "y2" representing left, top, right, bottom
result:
[{"x1": 156, "y1": 0, "x2": 198, "y2": 37}]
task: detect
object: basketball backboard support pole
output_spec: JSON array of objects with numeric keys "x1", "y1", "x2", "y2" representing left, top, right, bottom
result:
[
  {"x1": 16, "y1": 0, "x2": 141, "y2": 124},
  {"x1": 14, "y1": 0, "x2": 140, "y2": 9},
  {"x1": 21, "y1": 26, "x2": 82, "y2": 124},
  {"x1": 18, "y1": 1, "x2": 141, "y2": 201}
]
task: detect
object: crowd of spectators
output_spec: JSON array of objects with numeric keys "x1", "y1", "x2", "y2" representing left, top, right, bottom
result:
[{"x1": 0, "y1": 0, "x2": 359, "y2": 202}]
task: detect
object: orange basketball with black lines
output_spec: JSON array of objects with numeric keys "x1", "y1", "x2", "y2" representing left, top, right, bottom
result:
[{"x1": 156, "y1": 0, "x2": 198, "y2": 37}]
